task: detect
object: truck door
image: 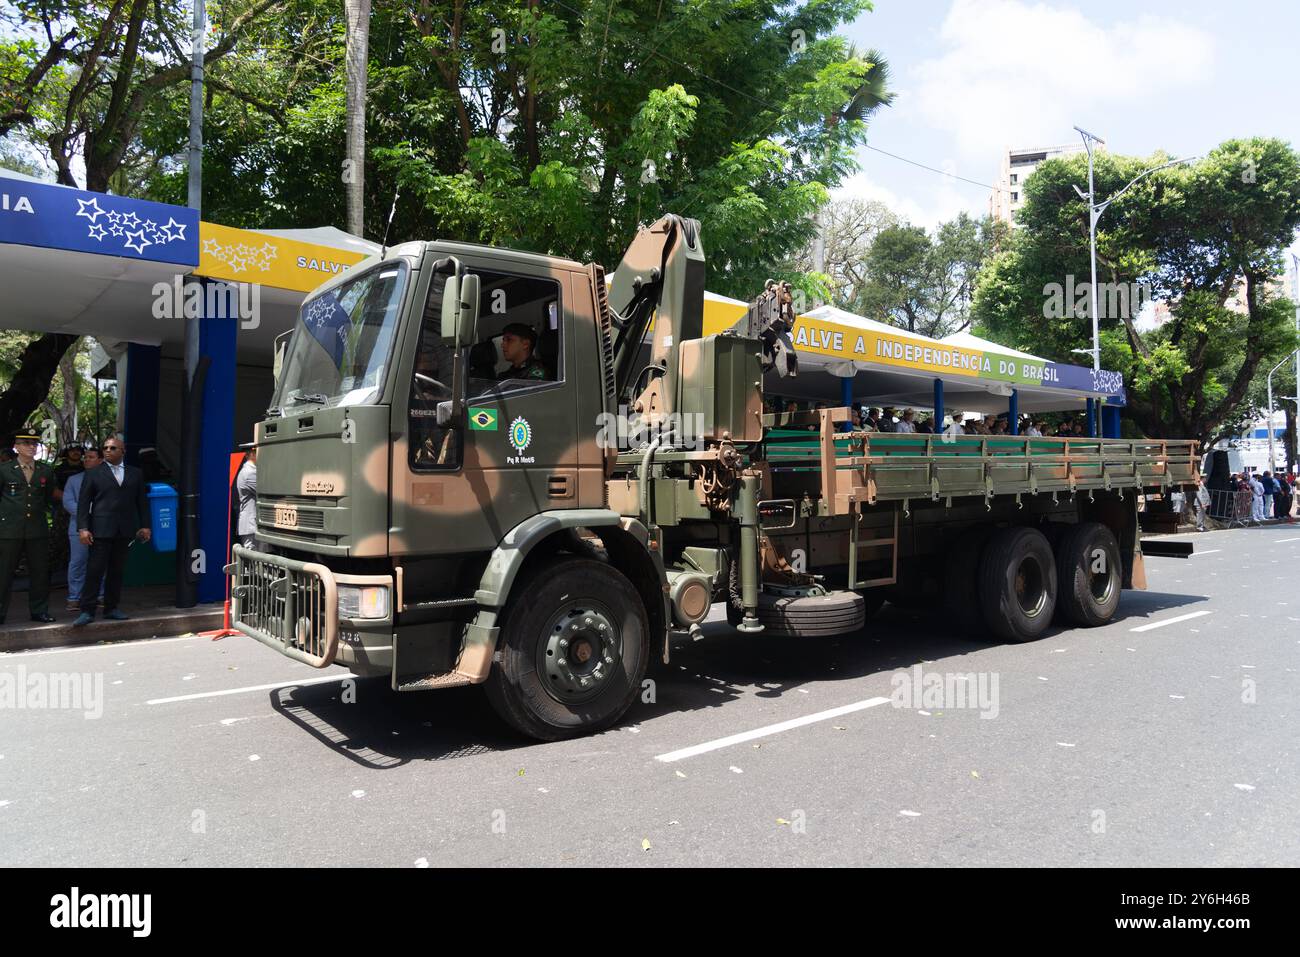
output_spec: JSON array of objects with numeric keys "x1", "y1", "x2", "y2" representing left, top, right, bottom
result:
[{"x1": 391, "y1": 257, "x2": 583, "y2": 557}]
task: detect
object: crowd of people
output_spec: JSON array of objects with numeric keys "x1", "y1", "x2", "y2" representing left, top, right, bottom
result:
[
  {"x1": 763, "y1": 398, "x2": 1096, "y2": 439},
  {"x1": 0, "y1": 432, "x2": 153, "y2": 626},
  {"x1": 1225, "y1": 470, "x2": 1296, "y2": 522}
]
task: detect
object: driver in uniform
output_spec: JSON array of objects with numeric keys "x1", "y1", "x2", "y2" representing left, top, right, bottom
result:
[{"x1": 497, "y1": 323, "x2": 546, "y2": 381}]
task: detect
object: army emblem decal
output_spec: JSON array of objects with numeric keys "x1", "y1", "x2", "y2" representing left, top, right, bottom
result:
[
  {"x1": 508, "y1": 417, "x2": 533, "y2": 453},
  {"x1": 469, "y1": 408, "x2": 497, "y2": 431}
]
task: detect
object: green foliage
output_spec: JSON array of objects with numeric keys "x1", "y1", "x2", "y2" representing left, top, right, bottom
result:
[
  {"x1": 856, "y1": 212, "x2": 1006, "y2": 337},
  {"x1": 972, "y1": 138, "x2": 1300, "y2": 443}
]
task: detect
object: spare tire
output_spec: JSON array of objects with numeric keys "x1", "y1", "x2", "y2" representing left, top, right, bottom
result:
[
  {"x1": 1054, "y1": 521, "x2": 1122, "y2": 627},
  {"x1": 752, "y1": 589, "x2": 866, "y2": 637},
  {"x1": 978, "y1": 526, "x2": 1057, "y2": 643}
]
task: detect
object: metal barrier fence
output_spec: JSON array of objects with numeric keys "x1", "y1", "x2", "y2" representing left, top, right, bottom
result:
[{"x1": 1203, "y1": 486, "x2": 1296, "y2": 527}]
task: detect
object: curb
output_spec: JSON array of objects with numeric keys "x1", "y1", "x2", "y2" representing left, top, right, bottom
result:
[{"x1": 0, "y1": 608, "x2": 226, "y2": 654}]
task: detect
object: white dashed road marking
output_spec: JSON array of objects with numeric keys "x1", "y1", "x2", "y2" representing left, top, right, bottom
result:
[
  {"x1": 145, "y1": 673, "x2": 349, "y2": 705},
  {"x1": 1130, "y1": 610, "x2": 1212, "y2": 632},
  {"x1": 655, "y1": 697, "x2": 892, "y2": 763}
]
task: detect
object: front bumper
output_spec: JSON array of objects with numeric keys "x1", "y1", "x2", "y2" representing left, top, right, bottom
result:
[{"x1": 227, "y1": 545, "x2": 392, "y2": 668}]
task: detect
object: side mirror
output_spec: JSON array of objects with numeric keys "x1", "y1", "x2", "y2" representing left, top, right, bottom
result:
[
  {"x1": 457, "y1": 274, "x2": 480, "y2": 346},
  {"x1": 440, "y1": 274, "x2": 461, "y2": 343}
]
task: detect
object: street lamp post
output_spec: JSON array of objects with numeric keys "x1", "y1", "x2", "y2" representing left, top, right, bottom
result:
[
  {"x1": 1267, "y1": 350, "x2": 1300, "y2": 473},
  {"x1": 1071, "y1": 128, "x2": 1198, "y2": 368},
  {"x1": 1070, "y1": 127, "x2": 1197, "y2": 432}
]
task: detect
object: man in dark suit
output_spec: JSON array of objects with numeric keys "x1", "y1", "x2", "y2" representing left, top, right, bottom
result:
[{"x1": 74, "y1": 438, "x2": 151, "y2": 626}]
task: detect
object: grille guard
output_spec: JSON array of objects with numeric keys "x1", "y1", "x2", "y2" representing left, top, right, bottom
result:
[{"x1": 228, "y1": 545, "x2": 340, "y2": 668}]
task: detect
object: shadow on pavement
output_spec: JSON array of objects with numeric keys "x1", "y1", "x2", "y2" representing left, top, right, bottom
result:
[
  {"x1": 266, "y1": 587, "x2": 1213, "y2": 759},
  {"x1": 268, "y1": 677, "x2": 524, "y2": 768}
]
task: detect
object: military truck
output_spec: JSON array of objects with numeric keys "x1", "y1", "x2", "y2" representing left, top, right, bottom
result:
[{"x1": 229, "y1": 214, "x2": 1198, "y2": 740}]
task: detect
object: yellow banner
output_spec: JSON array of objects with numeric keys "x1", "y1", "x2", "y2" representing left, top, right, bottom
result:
[
  {"x1": 702, "y1": 300, "x2": 993, "y2": 378},
  {"x1": 196, "y1": 222, "x2": 370, "y2": 292}
]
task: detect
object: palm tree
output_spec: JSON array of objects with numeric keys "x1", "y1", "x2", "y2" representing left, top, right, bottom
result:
[
  {"x1": 812, "y1": 47, "x2": 895, "y2": 275},
  {"x1": 344, "y1": 0, "x2": 372, "y2": 238}
]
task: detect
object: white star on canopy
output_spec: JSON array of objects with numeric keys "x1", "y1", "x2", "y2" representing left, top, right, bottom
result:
[{"x1": 75, "y1": 197, "x2": 105, "y2": 222}]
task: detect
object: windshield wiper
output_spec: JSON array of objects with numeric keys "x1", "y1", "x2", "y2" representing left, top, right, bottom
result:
[{"x1": 289, "y1": 392, "x2": 330, "y2": 407}]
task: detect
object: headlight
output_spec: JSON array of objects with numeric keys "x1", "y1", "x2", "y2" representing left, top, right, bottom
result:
[{"x1": 338, "y1": 585, "x2": 390, "y2": 620}]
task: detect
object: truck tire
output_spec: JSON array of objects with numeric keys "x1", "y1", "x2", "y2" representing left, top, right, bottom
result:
[
  {"x1": 485, "y1": 558, "x2": 649, "y2": 741},
  {"x1": 725, "y1": 561, "x2": 865, "y2": 635},
  {"x1": 1053, "y1": 522, "x2": 1121, "y2": 627},
  {"x1": 752, "y1": 590, "x2": 865, "y2": 636},
  {"x1": 978, "y1": 526, "x2": 1057, "y2": 643},
  {"x1": 944, "y1": 527, "x2": 992, "y2": 638}
]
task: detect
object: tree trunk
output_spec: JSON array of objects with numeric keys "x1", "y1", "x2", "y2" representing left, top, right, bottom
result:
[
  {"x1": 0, "y1": 334, "x2": 78, "y2": 442},
  {"x1": 344, "y1": 0, "x2": 371, "y2": 238}
]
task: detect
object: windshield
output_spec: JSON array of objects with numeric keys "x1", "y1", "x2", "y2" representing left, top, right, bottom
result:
[{"x1": 273, "y1": 261, "x2": 408, "y2": 410}]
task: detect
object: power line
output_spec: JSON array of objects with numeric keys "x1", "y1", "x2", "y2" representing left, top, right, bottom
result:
[{"x1": 863, "y1": 143, "x2": 1006, "y2": 193}]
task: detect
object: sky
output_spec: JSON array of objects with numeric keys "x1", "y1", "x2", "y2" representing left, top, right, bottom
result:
[{"x1": 837, "y1": 0, "x2": 1300, "y2": 263}]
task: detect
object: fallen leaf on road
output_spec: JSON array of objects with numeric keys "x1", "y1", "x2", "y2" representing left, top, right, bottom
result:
[{"x1": 641, "y1": 838, "x2": 651, "y2": 851}]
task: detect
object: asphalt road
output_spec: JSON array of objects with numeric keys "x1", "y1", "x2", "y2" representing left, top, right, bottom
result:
[{"x1": 2, "y1": 524, "x2": 1297, "y2": 867}]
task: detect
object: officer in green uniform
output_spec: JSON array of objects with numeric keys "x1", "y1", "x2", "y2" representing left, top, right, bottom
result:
[
  {"x1": 0, "y1": 430, "x2": 57, "y2": 623},
  {"x1": 496, "y1": 323, "x2": 548, "y2": 381}
]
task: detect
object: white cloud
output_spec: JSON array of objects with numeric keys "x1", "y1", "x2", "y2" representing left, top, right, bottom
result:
[{"x1": 910, "y1": 0, "x2": 1216, "y2": 161}]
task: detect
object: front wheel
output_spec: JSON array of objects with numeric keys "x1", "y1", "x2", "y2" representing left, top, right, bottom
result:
[{"x1": 485, "y1": 558, "x2": 649, "y2": 741}]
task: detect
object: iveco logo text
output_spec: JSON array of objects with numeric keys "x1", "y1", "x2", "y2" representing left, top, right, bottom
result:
[{"x1": 49, "y1": 887, "x2": 151, "y2": 937}]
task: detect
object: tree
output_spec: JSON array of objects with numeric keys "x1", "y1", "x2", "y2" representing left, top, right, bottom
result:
[
  {"x1": 788, "y1": 196, "x2": 897, "y2": 308},
  {"x1": 1, "y1": 0, "x2": 285, "y2": 190},
  {"x1": 343, "y1": 0, "x2": 371, "y2": 237},
  {"x1": 972, "y1": 139, "x2": 1300, "y2": 445},
  {"x1": 811, "y1": 46, "x2": 894, "y2": 274},
  {"x1": 0, "y1": 332, "x2": 78, "y2": 442},
  {"x1": 364, "y1": 0, "x2": 882, "y2": 298},
  {"x1": 856, "y1": 212, "x2": 1007, "y2": 336}
]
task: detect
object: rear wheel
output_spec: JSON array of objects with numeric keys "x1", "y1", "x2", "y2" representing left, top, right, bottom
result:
[
  {"x1": 485, "y1": 558, "x2": 648, "y2": 741},
  {"x1": 1053, "y1": 522, "x2": 1122, "y2": 627},
  {"x1": 978, "y1": 526, "x2": 1057, "y2": 643}
]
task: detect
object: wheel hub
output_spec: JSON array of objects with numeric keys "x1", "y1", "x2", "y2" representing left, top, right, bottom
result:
[
  {"x1": 1013, "y1": 558, "x2": 1047, "y2": 618},
  {"x1": 540, "y1": 603, "x2": 620, "y2": 703}
]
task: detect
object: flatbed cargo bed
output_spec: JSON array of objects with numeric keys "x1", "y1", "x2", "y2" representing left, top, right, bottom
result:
[{"x1": 757, "y1": 410, "x2": 1197, "y2": 513}]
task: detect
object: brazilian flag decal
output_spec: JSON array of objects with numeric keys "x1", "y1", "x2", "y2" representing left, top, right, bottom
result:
[{"x1": 468, "y1": 408, "x2": 498, "y2": 431}]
